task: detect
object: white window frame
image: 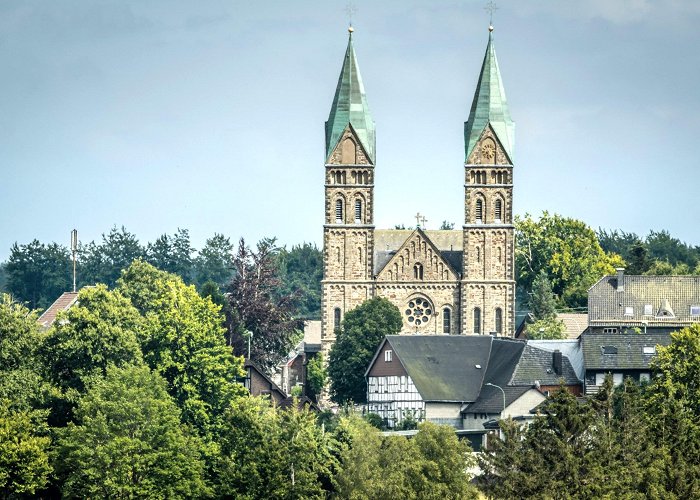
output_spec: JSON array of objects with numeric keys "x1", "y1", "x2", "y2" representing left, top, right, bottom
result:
[{"x1": 384, "y1": 350, "x2": 393, "y2": 362}]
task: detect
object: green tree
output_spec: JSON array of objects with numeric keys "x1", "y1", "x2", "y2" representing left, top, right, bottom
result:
[
  {"x1": 528, "y1": 316, "x2": 566, "y2": 340},
  {"x1": 328, "y1": 297, "x2": 402, "y2": 404},
  {"x1": 227, "y1": 237, "x2": 302, "y2": 372},
  {"x1": 628, "y1": 241, "x2": 651, "y2": 274},
  {"x1": 306, "y1": 353, "x2": 327, "y2": 401},
  {"x1": 516, "y1": 212, "x2": 624, "y2": 308},
  {"x1": 439, "y1": 220, "x2": 455, "y2": 230},
  {"x1": 0, "y1": 262, "x2": 7, "y2": 292},
  {"x1": 57, "y1": 365, "x2": 209, "y2": 499},
  {"x1": 146, "y1": 228, "x2": 195, "y2": 282},
  {"x1": 194, "y1": 233, "x2": 234, "y2": 288},
  {"x1": 645, "y1": 229, "x2": 698, "y2": 268},
  {"x1": 597, "y1": 228, "x2": 641, "y2": 262},
  {"x1": 79, "y1": 226, "x2": 143, "y2": 288},
  {"x1": 5, "y1": 240, "x2": 71, "y2": 309},
  {"x1": 117, "y1": 260, "x2": 246, "y2": 437},
  {"x1": 529, "y1": 270, "x2": 557, "y2": 320},
  {"x1": 275, "y1": 242, "x2": 323, "y2": 319},
  {"x1": 0, "y1": 401, "x2": 52, "y2": 498}
]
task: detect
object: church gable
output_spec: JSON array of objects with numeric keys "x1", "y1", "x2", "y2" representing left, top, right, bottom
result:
[
  {"x1": 376, "y1": 229, "x2": 458, "y2": 282},
  {"x1": 328, "y1": 124, "x2": 372, "y2": 165},
  {"x1": 466, "y1": 123, "x2": 512, "y2": 166}
]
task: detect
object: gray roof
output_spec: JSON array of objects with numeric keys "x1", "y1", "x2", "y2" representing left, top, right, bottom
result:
[
  {"x1": 510, "y1": 345, "x2": 581, "y2": 386},
  {"x1": 373, "y1": 229, "x2": 463, "y2": 275},
  {"x1": 588, "y1": 274, "x2": 700, "y2": 327},
  {"x1": 581, "y1": 333, "x2": 672, "y2": 371},
  {"x1": 383, "y1": 335, "x2": 493, "y2": 402},
  {"x1": 528, "y1": 339, "x2": 584, "y2": 381}
]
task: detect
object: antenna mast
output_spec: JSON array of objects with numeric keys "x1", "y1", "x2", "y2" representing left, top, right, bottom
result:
[{"x1": 71, "y1": 229, "x2": 78, "y2": 292}]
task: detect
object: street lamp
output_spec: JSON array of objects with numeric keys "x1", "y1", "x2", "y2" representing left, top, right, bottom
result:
[{"x1": 485, "y1": 382, "x2": 506, "y2": 419}]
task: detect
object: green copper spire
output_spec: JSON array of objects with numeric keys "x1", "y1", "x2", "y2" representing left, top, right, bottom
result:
[
  {"x1": 464, "y1": 28, "x2": 515, "y2": 162},
  {"x1": 325, "y1": 30, "x2": 375, "y2": 164}
]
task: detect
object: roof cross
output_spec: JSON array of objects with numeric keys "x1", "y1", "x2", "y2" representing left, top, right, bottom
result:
[
  {"x1": 415, "y1": 212, "x2": 428, "y2": 229},
  {"x1": 484, "y1": 1, "x2": 499, "y2": 27},
  {"x1": 345, "y1": 1, "x2": 358, "y2": 30}
]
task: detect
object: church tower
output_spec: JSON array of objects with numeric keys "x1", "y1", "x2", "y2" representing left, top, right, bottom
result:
[
  {"x1": 462, "y1": 26, "x2": 516, "y2": 336},
  {"x1": 321, "y1": 29, "x2": 376, "y2": 347}
]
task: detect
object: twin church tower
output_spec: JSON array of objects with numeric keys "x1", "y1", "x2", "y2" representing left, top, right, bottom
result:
[{"x1": 321, "y1": 26, "x2": 516, "y2": 350}]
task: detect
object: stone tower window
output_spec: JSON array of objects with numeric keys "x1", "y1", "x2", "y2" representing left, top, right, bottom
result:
[
  {"x1": 476, "y1": 246, "x2": 481, "y2": 263},
  {"x1": 342, "y1": 138, "x2": 357, "y2": 164},
  {"x1": 473, "y1": 307, "x2": 482, "y2": 334},
  {"x1": 355, "y1": 199, "x2": 362, "y2": 223},
  {"x1": 443, "y1": 308, "x2": 451, "y2": 334},
  {"x1": 413, "y1": 263, "x2": 424, "y2": 280},
  {"x1": 335, "y1": 199, "x2": 343, "y2": 223},
  {"x1": 405, "y1": 297, "x2": 432, "y2": 326},
  {"x1": 475, "y1": 199, "x2": 483, "y2": 222},
  {"x1": 334, "y1": 308, "x2": 341, "y2": 331},
  {"x1": 495, "y1": 308, "x2": 503, "y2": 334},
  {"x1": 495, "y1": 199, "x2": 502, "y2": 222}
]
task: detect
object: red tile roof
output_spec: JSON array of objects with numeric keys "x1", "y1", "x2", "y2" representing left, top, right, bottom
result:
[{"x1": 37, "y1": 292, "x2": 78, "y2": 329}]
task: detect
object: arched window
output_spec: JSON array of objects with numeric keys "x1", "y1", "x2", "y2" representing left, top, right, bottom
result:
[
  {"x1": 335, "y1": 199, "x2": 343, "y2": 223},
  {"x1": 413, "y1": 263, "x2": 424, "y2": 280},
  {"x1": 355, "y1": 199, "x2": 362, "y2": 223},
  {"x1": 334, "y1": 308, "x2": 341, "y2": 331},
  {"x1": 497, "y1": 171, "x2": 503, "y2": 184},
  {"x1": 342, "y1": 138, "x2": 357, "y2": 164},
  {"x1": 443, "y1": 308, "x2": 451, "y2": 334},
  {"x1": 495, "y1": 199, "x2": 502, "y2": 222},
  {"x1": 473, "y1": 307, "x2": 481, "y2": 334},
  {"x1": 495, "y1": 308, "x2": 503, "y2": 334},
  {"x1": 475, "y1": 199, "x2": 483, "y2": 222}
]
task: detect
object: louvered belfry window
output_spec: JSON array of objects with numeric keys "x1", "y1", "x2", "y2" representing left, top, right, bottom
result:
[{"x1": 335, "y1": 199, "x2": 343, "y2": 223}]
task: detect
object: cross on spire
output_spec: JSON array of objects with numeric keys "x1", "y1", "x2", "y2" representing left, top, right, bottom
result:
[
  {"x1": 345, "y1": 1, "x2": 358, "y2": 30},
  {"x1": 415, "y1": 212, "x2": 428, "y2": 229},
  {"x1": 484, "y1": 1, "x2": 499, "y2": 27}
]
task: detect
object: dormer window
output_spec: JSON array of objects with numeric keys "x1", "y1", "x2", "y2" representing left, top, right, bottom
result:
[
  {"x1": 624, "y1": 306, "x2": 634, "y2": 317},
  {"x1": 691, "y1": 305, "x2": 700, "y2": 316},
  {"x1": 644, "y1": 304, "x2": 653, "y2": 316}
]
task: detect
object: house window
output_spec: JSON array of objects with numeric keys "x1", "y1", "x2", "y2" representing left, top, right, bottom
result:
[
  {"x1": 691, "y1": 305, "x2": 700, "y2": 316},
  {"x1": 495, "y1": 308, "x2": 503, "y2": 334},
  {"x1": 613, "y1": 373, "x2": 623, "y2": 385},
  {"x1": 644, "y1": 304, "x2": 653, "y2": 315},
  {"x1": 335, "y1": 199, "x2": 343, "y2": 223},
  {"x1": 473, "y1": 307, "x2": 482, "y2": 334},
  {"x1": 624, "y1": 306, "x2": 634, "y2": 316},
  {"x1": 385, "y1": 350, "x2": 393, "y2": 362},
  {"x1": 355, "y1": 199, "x2": 362, "y2": 223},
  {"x1": 602, "y1": 346, "x2": 618, "y2": 355},
  {"x1": 413, "y1": 263, "x2": 423, "y2": 280},
  {"x1": 443, "y1": 308, "x2": 451, "y2": 334},
  {"x1": 639, "y1": 372, "x2": 651, "y2": 383},
  {"x1": 495, "y1": 199, "x2": 502, "y2": 222},
  {"x1": 642, "y1": 346, "x2": 656, "y2": 355},
  {"x1": 603, "y1": 327, "x2": 618, "y2": 334},
  {"x1": 333, "y1": 308, "x2": 341, "y2": 331},
  {"x1": 475, "y1": 199, "x2": 483, "y2": 222}
]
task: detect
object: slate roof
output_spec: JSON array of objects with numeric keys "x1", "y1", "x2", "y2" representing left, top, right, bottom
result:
[
  {"x1": 528, "y1": 339, "x2": 584, "y2": 381},
  {"x1": 373, "y1": 230, "x2": 463, "y2": 276},
  {"x1": 588, "y1": 273, "x2": 700, "y2": 327},
  {"x1": 510, "y1": 345, "x2": 581, "y2": 386},
  {"x1": 464, "y1": 30, "x2": 515, "y2": 162},
  {"x1": 325, "y1": 32, "x2": 375, "y2": 163},
  {"x1": 377, "y1": 335, "x2": 493, "y2": 402},
  {"x1": 581, "y1": 333, "x2": 672, "y2": 371},
  {"x1": 37, "y1": 291, "x2": 78, "y2": 329}
]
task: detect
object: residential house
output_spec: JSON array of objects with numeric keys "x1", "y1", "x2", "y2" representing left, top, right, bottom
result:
[{"x1": 36, "y1": 291, "x2": 78, "y2": 329}]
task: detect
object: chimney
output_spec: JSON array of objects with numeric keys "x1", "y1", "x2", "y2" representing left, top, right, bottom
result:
[
  {"x1": 552, "y1": 350, "x2": 563, "y2": 376},
  {"x1": 616, "y1": 268, "x2": 625, "y2": 292}
]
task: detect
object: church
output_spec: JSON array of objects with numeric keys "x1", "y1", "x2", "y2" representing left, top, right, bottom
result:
[{"x1": 321, "y1": 25, "x2": 515, "y2": 350}]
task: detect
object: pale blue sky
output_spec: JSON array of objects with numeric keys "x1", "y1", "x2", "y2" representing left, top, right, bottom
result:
[{"x1": 2, "y1": 0, "x2": 699, "y2": 261}]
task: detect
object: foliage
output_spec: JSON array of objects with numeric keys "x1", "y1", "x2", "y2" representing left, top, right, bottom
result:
[
  {"x1": 194, "y1": 233, "x2": 234, "y2": 288},
  {"x1": 79, "y1": 226, "x2": 143, "y2": 288},
  {"x1": 117, "y1": 260, "x2": 246, "y2": 437},
  {"x1": 528, "y1": 270, "x2": 557, "y2": 320},
  {"x1": 334, "y1": 417, "x2": 478, "y2": 499},
  {"x1": 395, "y1": 409, "x2": 420, "y2": 431},
  {"x1": 146, "y1": 228, "x2": 195, "y2": 282},
  {"x1": 528, "y1": 316, "x2": 566, "y2": 340},
  {"x1": 516, "y1": 212, "x2": 624, "y2": 308},
  {"x1": 328, "y1": 298, "x2": 402, "y2": 404},
  {"x1": 0, "y1": 262, "x2": 7, "y2": 292},
  {"x1": 227, "y1": 237, "x2": 303, "y2": 372},
  {"x1": 0, "y1": 401, "x2": 52, "y2": 498},
  {"x1": 217, "y1": 396, "x2": 335, "y2": 499},
  {"x1": 362, "y1": 412, "x2": 385, "y2": 430},
  {"x1": 56, "y1": 365, "x2": 209, "y2": 499},
  {"x1": 275, "y1": 242, "x2": 322, "y2": 319},
  {"x1": 5, "y1": 240, "x2": 71, "y2": 309},
  {"x1": 439, "y1": 220, "x2": 455, "y2": 230},
  {"x1": 306, "y1": 353, "x2": 327, "y2": 400}
]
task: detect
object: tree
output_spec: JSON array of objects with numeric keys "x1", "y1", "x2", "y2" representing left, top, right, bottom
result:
[
  {"x1": 328, "y1": 297, "x2": 402, "y2": 404},
  {"x1": 194, "y1": 233, "x2": 234, "y2": 288},
  {"x1": 0, "y1": 262, "x2": 7, "y2": 292},
  {"x1": 597, "y1": 228, "x2": 641, "y2": 262},
  {"x1": 56, "y1": 365, "x2": 209, "y2": 499},
  {"x1": 117, "y1": 260, "x2": 246, "y2": 437},
  {"x1": 439, "y1": 220, "x2": 455, "y2": 230},
  {"x1": 79, "y1": 226, "x2": 143, "y2": 288},
  {"x1": 146, "y1": 228, "x2": 194, "y2": 282},
  {"x1": 306, "y1": 353, "x2": 327, "y2": 401},
  {"x1": 5, "y1": 240, "x2": 71, "y2": 309},
  {"x1": 628, "y1": 241, "x2": 651, "y2": 274},
  {"x1": 227, "y1": 238, "x2": 303, "y2": 372},
  {"x1": 0, "y1": 401, "x2": 52, "y2": 498},
  {"x1": 516, "y1": 212, "x2": 624, "y2": 308},
  {"x1": 528, "y1": 316, "x2": 566, "y2": 340},
  {"x1": 529, "y1": 270, "x2": 557, "y2": 320},
  {"x1": 217, "y1": 396, "x2": 335, "y2": 499},
  {"x1": 275, "y1": 242, "x2": 323, "y2": 319},
  {"x1": 39, "y1": 285, "x2": 144, "y2": 425}
]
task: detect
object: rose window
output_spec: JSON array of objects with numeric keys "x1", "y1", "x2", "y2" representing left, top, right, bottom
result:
[{"x1": 405, "y1": 298, "x2": 433, "y2": 326}]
